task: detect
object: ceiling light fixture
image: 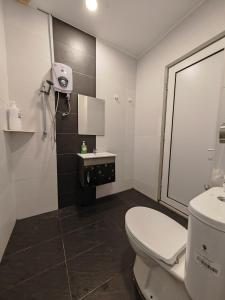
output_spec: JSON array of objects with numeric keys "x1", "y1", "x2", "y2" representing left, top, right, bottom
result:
[{"x1": 86, "y1": 0, "x2": 98, "y2": 12}]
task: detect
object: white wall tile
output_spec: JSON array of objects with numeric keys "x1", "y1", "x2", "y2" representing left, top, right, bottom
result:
[
  {"x1": 3, "y1": 0, "x2": 58, "y2": 219},
  {"x1": 4, "y1": 20, "x2": 52, "y2": 132},
  {"x1": 15, "y1": 169, "x2": 58, "y2": 219},
  {"x1": 11, "y1": 133, "x2": 57, "y2": 182},
  {"x1": 3, "y1": 0, "x2": 50, "y2": 40},
  {"x1": 0, "y1": 0, "x2": 15, "y2": 261},
  {"x1": 96, "y1": 40, "x2": 136, "y2": 198}
]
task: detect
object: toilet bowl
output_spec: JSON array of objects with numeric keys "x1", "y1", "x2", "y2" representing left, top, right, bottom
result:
[
  {"x1": 125, "y1": 187, "x2": 225, "y2": 300},
  {"x1": 125, "y1": 207, "x2": 190, "y2": 300}
]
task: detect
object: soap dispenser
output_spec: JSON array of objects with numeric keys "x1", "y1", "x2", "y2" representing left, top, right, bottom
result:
[
  {"x1": 81, "y1": 141, "x2": 87, "y2": 154},
  {"x1": 8, "y1": 101, "x2": 22, "y2": 131}
]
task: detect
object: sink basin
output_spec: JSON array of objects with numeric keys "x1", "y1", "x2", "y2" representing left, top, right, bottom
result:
[{"x1": 77, "y1": 152, "x2": 116, "y2": 159}]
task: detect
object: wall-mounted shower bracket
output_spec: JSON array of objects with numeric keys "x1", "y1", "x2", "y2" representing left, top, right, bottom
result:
[
  {"x1": 219, "y1": 123, "x2": 225, "y2": 143},
  {"x1": 40, "y1": 80, "x2": 53, "y2": 96},
  {"x1": 40, "y1": 80, "x2": 53, "y2": 136}
]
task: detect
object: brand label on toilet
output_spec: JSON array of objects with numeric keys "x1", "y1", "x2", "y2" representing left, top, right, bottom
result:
[{"x1": 195, "y1": 252, "x2": 220, "y2": 277}]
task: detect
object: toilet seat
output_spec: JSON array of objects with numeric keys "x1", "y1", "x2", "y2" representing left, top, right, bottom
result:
[{"x1": 125, "y1": 207, "x2": 187, "y2": 266}]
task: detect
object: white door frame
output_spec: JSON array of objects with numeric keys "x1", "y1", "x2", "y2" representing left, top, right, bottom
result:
[{"x1": 158, "y1": 33, "x2": 225, "y2": 217}]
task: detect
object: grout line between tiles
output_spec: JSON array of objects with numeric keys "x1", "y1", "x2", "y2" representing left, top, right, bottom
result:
[
  {"x1": 59, "y1": 220, "x2": 73, "y2": 300},
  {"x1": 78, "y1": 275, "x2": 116, "y2": 300},
  {"x1": 61, "y1": 239, "x2": 73, "y2": 300},
  {"x1": 69, "y1": 241, "x2": 133, "y2": 300},
  {"x1": 72, "y1": 70, "x2": 96, "y2": 79},
  {"x1": 61, "y1": 218, "x2": 105, "y2": 235},
  {"x1": 65, "y1": 242, "x2": 104, "y2": 264},
  {"x1": 0, "y1": 261, "x2": 65, "y2": 296},
  {"x1": 3, "y1": 234, "x2": 61, "y2": 260},
  {"x1": 59, "y1": 207, "x2": 96, "y2": 220},
  {"x1": 78, "y1": 262, "x2": 134, "y2": 300}
]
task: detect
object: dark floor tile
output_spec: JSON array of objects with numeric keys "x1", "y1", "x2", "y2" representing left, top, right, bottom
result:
[
  {"x1": 58, "y1": 205, "x2": 79, "y2": 219},
  {"x1": 0, "y1": 188, "x2": 187, "y2": 299},
  {"x1": 84, "y1": 266, "x2": 141, "y2": 300},
  {"x1": 58, "y1": 194, "x2": 123, "y2": 219},
  {"x1": 60, "y1": 210, "x2": 104, "y2": 234},
  {"x1": 108, "y1": 205, "x2": 131, "y2": 232},
  {"x1": 67, "y1": 242, "x2": 134, "y2": 299},
  {"x1": 105, "y1": 229, "x2": 135, "y2": 268},
  {"x1": 0, "y1": 238, "x2": 64, "y2": 292},
  {"x1": 63, "y1": 219, "x2": 122, "y2": 260},
  {"x1": 121, "y1": 189, "x2": 158, "y2": 209},
  {"x1": 60, "y1": 193, "x2": 128, "y2": 234},
  {"x1": 0, "y1": 263, "x2": 70, "y2": 300},
  {"x1": 4, "y1": 211, "x2": 60, "y2": 256},
  {"x1": 95, "y1": 193, "x2": 128, "y2": 212},
  {"x1": 109, "y1": 191, "x2": 167, "y2": 231},
  {"x1": 58, "y1": 186, "x2": 97, "y2": 209},
  {"x1": 58, "y1": 199, "x2": 110, "y2": 219}
]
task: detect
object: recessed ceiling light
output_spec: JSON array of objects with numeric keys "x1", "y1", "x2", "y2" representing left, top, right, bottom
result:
[{"x1": 86, "y1": 0, "x2": 98, "y2": 12}]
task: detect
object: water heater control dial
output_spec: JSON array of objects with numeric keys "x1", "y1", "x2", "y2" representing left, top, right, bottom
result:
[
  {"x1": 52, "y1": 62, "x2": 73, "y2": 94},
  {"x1": 58, "y1": 76, "x2": 68, "y2": 88}
]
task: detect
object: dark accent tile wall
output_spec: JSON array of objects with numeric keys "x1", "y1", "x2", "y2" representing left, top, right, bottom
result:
[{"x1": 53, "y1": 18, "x2": 96, "y2": 208}]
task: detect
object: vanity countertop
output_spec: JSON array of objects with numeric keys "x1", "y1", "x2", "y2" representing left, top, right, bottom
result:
[{"x1": 77, "y1": 152, "x2": 116, "y2": 159}]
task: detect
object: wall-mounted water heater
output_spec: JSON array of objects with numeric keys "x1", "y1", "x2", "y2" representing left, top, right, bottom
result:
[
  {"x1": 52, "y1": 62, "x2": 73, "y2": 118},
  {"x1": 52, "y1": 62, "x2": 73, "y2": 94},
  {"x1": 40, "y1": 63, "x2": 73, "y2": 139}
]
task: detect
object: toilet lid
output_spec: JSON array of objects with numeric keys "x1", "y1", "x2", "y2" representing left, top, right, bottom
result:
[{"x1": 125, "y1": 207, "x2": 187, "y2": 265}]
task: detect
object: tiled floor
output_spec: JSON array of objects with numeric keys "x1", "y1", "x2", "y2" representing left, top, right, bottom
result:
[{"x1": 0, "y1": 189, "x2": 187, "y2": 299}]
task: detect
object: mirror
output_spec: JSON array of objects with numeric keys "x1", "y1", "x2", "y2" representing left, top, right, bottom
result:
[{"x1": 78, "y1": 94, "x2": 105, "y2": 135}]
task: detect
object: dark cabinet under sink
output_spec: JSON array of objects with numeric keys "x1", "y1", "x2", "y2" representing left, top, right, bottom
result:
[
  {"x1": 82, "y1": 163, "x2": 115, "y2": 187},
  {"x1": 78, "y1": 153, "x2": 116, "y2": 187}
]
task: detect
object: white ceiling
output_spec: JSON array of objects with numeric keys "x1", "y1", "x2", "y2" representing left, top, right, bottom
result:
[{"x1": 30, "y1": 0, "x2": 205, "y2": 58}]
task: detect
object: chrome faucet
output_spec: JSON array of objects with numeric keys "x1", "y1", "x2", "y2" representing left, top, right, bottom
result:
[{"x1": 93, "y1": 148, "x2": 98, "y2": 154}]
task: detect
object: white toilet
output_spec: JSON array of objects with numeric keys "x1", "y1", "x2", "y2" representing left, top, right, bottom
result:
[{"x1": 125, "y1": 187, "x2": 225, "y2": 300}]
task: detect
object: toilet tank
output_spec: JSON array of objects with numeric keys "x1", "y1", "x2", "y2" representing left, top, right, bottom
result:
[{"x1": 185, "y1": 187, "x2": 225, "y2": 300}]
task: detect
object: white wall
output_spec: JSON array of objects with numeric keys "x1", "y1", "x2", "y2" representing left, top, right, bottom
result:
[
  {"x1": 0, "y1": 0, "x2": 16, "y2": 261},
  {"x1": 3, "y1": 0, "x2": 58, "y2": 219},
  {"x1": 134, "y1": 0, "x2": 225, "y2": 200},
  {"x1": 96, "y1": 40, "x2": 137, "y2": 197}
]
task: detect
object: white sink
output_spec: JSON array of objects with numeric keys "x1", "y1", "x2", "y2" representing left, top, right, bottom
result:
[{"x1": 77, "y1": 152, "x2": 116, "y2": 159}]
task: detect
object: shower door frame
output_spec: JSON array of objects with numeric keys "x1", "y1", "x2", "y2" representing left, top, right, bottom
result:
[{"x1": 158, "y1": 32, "x2": 225, "y2": 217}]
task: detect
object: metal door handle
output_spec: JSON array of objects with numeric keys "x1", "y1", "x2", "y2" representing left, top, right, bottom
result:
[{"x1": 87, "y1": 172, "x2": 90, "y2": 184}]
